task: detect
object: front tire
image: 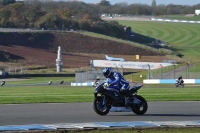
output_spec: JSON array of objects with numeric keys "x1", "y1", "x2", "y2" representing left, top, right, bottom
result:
[
  {"x1": 93, "y1": 97, "x2": 111, "y2": 116},
  {"x1": 175, "y1": 83, "x2": 178, "y2": 87},
  {"x1": 131, "y1": 95, "x2": 148, "y2": 115}
]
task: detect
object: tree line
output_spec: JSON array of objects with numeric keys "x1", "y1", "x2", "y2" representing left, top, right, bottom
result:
[
  {"x1": 0, "y1": 0, "x2": 200, "y2": 39},
  {"x1": 0, "y1": 0, "x2": 126, "y2": 38},
  {"x1": 97, "y1": 0, "x2": 200, "y2": 15}
]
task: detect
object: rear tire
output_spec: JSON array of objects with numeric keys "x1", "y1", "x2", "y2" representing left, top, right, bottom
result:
[
  {"x1": 93, "y1": 97, "x2": 111, "y2": 116},
  {"x1": 131, "y1": 95, "x2": 148, "y2": 115}
]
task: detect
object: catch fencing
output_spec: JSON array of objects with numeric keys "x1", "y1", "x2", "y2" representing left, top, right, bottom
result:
[
  {"x1": 75, "y1": 68, "x2": 123, "y2": 83},
  {"x1": 148, "y1": 63, "x2": 200, "y2": 79},
  {"x1": 1, "y1": 66, "x2": 28, "y2": 75},
  {"x1": 75, "y1": 63, "x2": 200, "y2": 83},
  {"x1": 1, "y1": 63, "x2": 200, "y2": 83}
]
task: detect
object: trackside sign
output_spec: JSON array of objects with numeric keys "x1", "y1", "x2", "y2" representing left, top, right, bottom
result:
[{"x1": 91, "y1": 60, "x2": 174, "y2": 70}]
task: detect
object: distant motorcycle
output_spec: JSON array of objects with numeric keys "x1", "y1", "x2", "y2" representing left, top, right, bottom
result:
[
  {"x1": 93, "y1": 78, "x2": 148, "y2": 116},
  {"x1": 175, "y1": 79, "x2": 184, "y2": 87}
]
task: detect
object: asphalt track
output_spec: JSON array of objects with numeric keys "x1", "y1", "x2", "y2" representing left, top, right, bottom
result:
[{"x1": 0, "y1": 101, "x2": 200, "y2": 126}]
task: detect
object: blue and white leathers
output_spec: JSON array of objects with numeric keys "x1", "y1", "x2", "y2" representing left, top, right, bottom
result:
[{"x1": 106, "y1": 72, "x2": 130, "y2": 92}]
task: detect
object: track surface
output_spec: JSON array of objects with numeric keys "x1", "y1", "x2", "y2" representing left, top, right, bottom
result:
[{"x1": 0, "y1": 101, "x2": 200, "y2": 126}]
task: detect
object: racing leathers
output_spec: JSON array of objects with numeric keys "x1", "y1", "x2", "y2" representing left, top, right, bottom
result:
[{"x1": 106, "y1": 72, "x2": 130, "y2": 96}]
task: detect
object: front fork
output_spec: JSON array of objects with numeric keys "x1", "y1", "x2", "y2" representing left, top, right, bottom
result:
[
  {"x1": 94, "y1": 94, "x2": 107, "y2": 106},
  {"x1": 101, "y1": 95, "x2": 106, "y2": 106}
]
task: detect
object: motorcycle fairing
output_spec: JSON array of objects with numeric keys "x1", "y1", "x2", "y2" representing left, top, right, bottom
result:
[{"x1": 129, "y1": 85, "x2": 143, "y2": 94}]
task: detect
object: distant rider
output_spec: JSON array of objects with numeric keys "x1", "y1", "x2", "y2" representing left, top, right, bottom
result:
[
  {"x1": 102, "y1": 67, "x2": 130, "y2": 97},
  {"x1": 178, "y1": 75, "x2": 183, "y2": 85}
]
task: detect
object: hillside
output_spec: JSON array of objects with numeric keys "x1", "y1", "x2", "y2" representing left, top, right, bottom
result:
[
  {"x1": 116, "y1": 20, "x2": 200, "y2": 62},
  {"x1": 0, "y1": 31, "x2": 173, "y2": 69}
]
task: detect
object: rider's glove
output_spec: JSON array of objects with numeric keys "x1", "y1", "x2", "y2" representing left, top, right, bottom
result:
[
  {"x1": 106, "y1": 83, "x2": 110, "y2": 88},
  {"x1": 120, "y1": 88, "x2": 124, "y2": 92},
  {"x1": 104, "y1": 83, "x2": 110, "y2": 89},
  {"x1": 120, "y1": 88, "x2": 128, "y2": 93}
]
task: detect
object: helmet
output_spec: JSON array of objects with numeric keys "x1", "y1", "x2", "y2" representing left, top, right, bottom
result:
[{"x1": 103, "y1": 67, "x2": 112, "y2": 78}]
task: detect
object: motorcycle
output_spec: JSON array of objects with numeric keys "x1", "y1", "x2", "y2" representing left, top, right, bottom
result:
[
  {"x1": 175, "y1": 79, "x2": 184, "y2": 87},
  {"x1": 93, "y1": 78, "x2": 148, "y2": 116}
]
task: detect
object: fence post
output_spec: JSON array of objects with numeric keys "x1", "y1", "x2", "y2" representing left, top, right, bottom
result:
[
  {"x1": 21, "y1": 66, "x2": 23, "y2": 74},
  {"x1": 148, "y1": 64, "x2": 150, "y2": 79},
  {"x1": 26, "y1": 67, "x2": 28, "y2": 74},
  {"x1": 194, "y1": 64, "x2": 196, "y2": 79},
  {"x1": 131, "y1": 73, "x2": 133, "y2": 82},
  {"x1": 160, "y1": 64, "x2": 163, "y2": 79},
  {"x1": 186, "y1": 63, "x2": 189, "y2": 79},
  {"x1": 116, "y1": 66, "x2": 118, "y2": 73},
  {"x1": 121, "y1": 65, "x2": 123, "y2": 75},
  {"x1": 9, "y1": 66, "x2": 10, "y2": 74},
  {"x1": 173, "y1": 63, "x2": 176, "y2": 79}
]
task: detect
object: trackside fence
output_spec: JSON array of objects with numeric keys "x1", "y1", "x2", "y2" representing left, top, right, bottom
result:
[{"x1": 75, "y1": 68, "x2": 124, "y2": 83}]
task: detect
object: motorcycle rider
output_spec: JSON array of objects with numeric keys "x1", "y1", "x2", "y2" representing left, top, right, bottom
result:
[
  {"x1": 177, "y1": 75, "x2": 183, "y2": 85},
  {"x1": 102, "y1": 67, "x2": 130, "y2": 97}
]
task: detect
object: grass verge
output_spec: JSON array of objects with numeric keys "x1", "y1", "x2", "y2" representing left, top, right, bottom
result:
[
  {"x1": 116, "y1": 20, "x2": 200, "y2": 62},
  {"x1": 0, "y1": 84, "x2": 200, "y2": 104}
]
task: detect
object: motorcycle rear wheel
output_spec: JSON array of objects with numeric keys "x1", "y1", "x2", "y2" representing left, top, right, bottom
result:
[
  {"x1": 175, "y1": 83, "x2": 179, "y2": 87},
  {"x1": 131, "y1": 95, "x2": 148, "y2": 115},
  {"x1": 93, "y1": 97, "x2": 111, "y2": 116}
]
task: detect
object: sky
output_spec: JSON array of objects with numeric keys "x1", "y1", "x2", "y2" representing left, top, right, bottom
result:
[{"x1": 79, "y1": 0, "x2": 200, "y2": 6}]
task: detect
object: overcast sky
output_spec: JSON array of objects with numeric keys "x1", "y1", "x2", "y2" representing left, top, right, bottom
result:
[{"x1": 80, "y1": 0, "x2": 200, "y2": 6}]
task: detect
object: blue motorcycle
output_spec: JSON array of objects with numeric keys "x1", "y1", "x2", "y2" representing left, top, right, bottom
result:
[{"x1": 93, "y1": 78, "x2": 148, "y2": 116}]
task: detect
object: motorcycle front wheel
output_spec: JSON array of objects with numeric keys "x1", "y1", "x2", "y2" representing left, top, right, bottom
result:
[
  {"x1": 131, "y1": 95, "x2": 148, "y2": 115},
  {"x1": 93, "y1": 96, "x2": 111, "y2": 116}
]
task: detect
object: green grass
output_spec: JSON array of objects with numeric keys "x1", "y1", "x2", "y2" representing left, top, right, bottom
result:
[
  {"x1": 0, "y1": 83, "x2": 200, "y2": 104},
  {"x1": 189, "y1": 64, "x2": 200, "y2": 72},
  {"x1": 0, "y1": 86, "x2": 94, "y2": 104},
  {"x1": 5, "y1": 77, "x2": 75, "y2": 85},
  {"x1": 141, "y1": 87, "x2": 200, "y2": 101},
  {"x1": 1, "y1": 77, "x2": 200, "y2": 132},
  {"x1": 124, "y1": 71, "x2": 148, "y2": 82},
  {"x1": 116, "y1": 21, "x2": 200, "y2": 62},
  {"x1": 79, "y1": 31, "x2": 162, "y2": 54}
]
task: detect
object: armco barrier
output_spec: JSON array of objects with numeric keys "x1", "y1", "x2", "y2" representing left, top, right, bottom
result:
[
  {"x1": 151, "y1": 18, "x2": 200, "y2": 24},
  {"x1": 71, "y1": 82, "x2": 94, "y2": 86},
  {"x1": 0, "y1": 74, "x2": 75, "y2": 79},
  {"x1": 143, "y1": 79, "x2": 200, "y2": 84},
  {"x1": 72, "y1": 79, "x2": 200, "y2": 86}
]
